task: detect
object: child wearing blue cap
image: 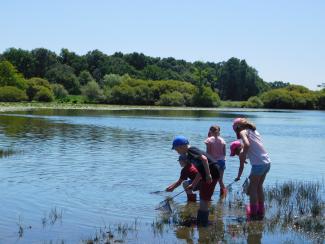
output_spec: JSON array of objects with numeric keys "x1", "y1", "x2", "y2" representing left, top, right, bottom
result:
[
  {"x1": 166, "y1": 154, "x2": 201, "y2": 202},
  {"x1": 172, "y1": 135, "x2": 220, "y2": 227}
]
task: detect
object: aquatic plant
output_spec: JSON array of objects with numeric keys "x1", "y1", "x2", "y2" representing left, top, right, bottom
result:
[
  {"x1": 42, "y1": 207, "x2": 63, "y2": 227},
  {"x1": 0, "y1": 148, "x2": 16, "y2": 158}
]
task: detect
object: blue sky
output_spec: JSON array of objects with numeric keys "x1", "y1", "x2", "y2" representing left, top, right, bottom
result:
[{"x1": 0, "y1": 0, "x2": 324, "y2": 89}]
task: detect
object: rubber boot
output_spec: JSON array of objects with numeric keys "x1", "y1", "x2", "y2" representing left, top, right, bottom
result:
[
  {"x1": 257, "y1": 202, "x2": 265, "y2": 219},
  {"x1": 197, "y1": 210, "x2": 209, "y2": 227},
  {"x1": 187, "y1": 193, "x2": 197, "y2": 202}
]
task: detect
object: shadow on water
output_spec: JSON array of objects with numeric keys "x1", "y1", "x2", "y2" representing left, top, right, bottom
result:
[{"x1": 2, "y1": 108, "x2": 262, "y2": 119}]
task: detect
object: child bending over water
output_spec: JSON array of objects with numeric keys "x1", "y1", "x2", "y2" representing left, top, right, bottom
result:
[
  {"x1": 166, "y1": 154, "x2": 201, "y2": 202},
  {"x1": 230, "y1": 118, "x2": 271, "y2": 220},
  {"x1": 172, "y1": 135, "x2": 220, "y2": 226}
]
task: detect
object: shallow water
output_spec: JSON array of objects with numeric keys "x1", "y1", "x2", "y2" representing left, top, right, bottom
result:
[{"x1": 0, "y1": 108, "x2": 324, "y2": 243}]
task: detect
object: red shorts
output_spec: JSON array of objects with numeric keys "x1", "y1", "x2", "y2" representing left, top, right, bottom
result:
[{"x1": 199, "y1": 179, "x2": 218, "y2": 201}]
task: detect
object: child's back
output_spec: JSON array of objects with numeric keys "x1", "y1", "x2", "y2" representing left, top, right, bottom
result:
[{"x1": 204, "y1": 135, "x2": 226, "y2": 161}]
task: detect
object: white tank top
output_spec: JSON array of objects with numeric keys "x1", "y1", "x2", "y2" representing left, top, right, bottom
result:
[{"x1": 246, "y1": 129, "x2": 271, "y2": 166}]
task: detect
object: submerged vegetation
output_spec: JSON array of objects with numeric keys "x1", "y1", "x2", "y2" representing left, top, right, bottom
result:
[
  {"x1": 0, "y1": 148, "x2": 17, "y2": 158},
  {"x1": 5, "y1": 182, "x2": 325, "y2": 243}
]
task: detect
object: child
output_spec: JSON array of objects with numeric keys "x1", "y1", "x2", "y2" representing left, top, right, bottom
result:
[
  {"x1": 205, "y1": 125, "x2": 227, "y2": 197},
  {"x1": 166, "y1": 154, "x2": 201, "y2": 202},
  {"x1": 172, "y1": 135, "x2": 220, "y2": 226},
  {"x1": 230, "y1": 118, "x2": 271, "y2": 220}
]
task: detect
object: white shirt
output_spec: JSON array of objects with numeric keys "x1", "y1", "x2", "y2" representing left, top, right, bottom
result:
[{"x1": 245, "y1": 129, "x2": 271, "y2": 166}]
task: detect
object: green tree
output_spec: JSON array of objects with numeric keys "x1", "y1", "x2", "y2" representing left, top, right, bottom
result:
[
  {"x1": 0, "y1": 61, "x2": 27, "y2": 89},
  {"x1": 1, "y1": 48, "x2": 35, "y2": 78},
  {"x1": 78, "y1": 70, "x2": 95, "y2": 86},
  {"x1": 45, "y1": 64, "x2": 80, "y2": 94},
  {"x1": 217, "y1": 58, "x2": 267, "y2": 100},
  {"x1": 318, "y1": 93, "x2": 325, "y2": 110},
  {"x1": 268, "y1": 81, "x2": 290, "y2": 89},
  {"x1": 124, "y1": 52, "x2": 147, "y2": 70},
  {"x1": 59, "y1": 48, "x2": 88, "y2": 75},
  {"x1": 31, "y1": 48, "x2": 58, "y2": 77}
]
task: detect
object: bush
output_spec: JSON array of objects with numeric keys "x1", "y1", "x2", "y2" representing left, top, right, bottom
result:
[
  {"x1": 81, "y1": 80, "x2": 104, "y2": 103},
  {"x1": 34, "y1": 87, "x2": 54, "y2": 102},
  {"x1": 51, "y1": 83, "x2": 68, "y2": 99},
  {"x1": 245, "y1": 96, "x2": 264, "y2": 108},
  {"x1": 192, "y1": 86, "x2": 221, "y2": 107},
  {"x1": 0, "y1": 86, "x2": 28, "y2": 102},
  {"x1": 107, "y1": 84, "x2": 136, "y2": 104},
  {"x1": 26, "y1": 77, "x2": 52, "y2": 101},
  {"x1": 260, "y1": 89, "x2": 294, "y2": 109},
  {"x1": 318, "y1": 93, "x2": 325, "y2": 110},
  {"x1": 156, "y1": 91, "x2": 185, "y2": 106},
  {"x1": 260, "y1": 88, "x2": 318, "y2": 109},
  {"x1": 101, "y1": 74, "x2": 123, "y2": 88}
]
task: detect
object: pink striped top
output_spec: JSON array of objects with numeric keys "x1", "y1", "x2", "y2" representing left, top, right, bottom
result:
[{"x1": 204, "y1": 136, "x2": 226, "y2": 161}]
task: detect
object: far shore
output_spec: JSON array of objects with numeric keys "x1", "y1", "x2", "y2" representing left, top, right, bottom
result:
[{"x1": 0, "y1": 102, "x2": 304, "y2": 113}]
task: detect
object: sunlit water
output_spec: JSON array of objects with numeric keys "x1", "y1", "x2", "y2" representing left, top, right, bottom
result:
[{"x1": 0, "y1": 108, "x2": 324, "y2": 243}]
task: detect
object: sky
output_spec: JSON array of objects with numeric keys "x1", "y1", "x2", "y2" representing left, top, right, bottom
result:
[{"x1": 0, "y1": 0, "x2": 324, "y2": 90}]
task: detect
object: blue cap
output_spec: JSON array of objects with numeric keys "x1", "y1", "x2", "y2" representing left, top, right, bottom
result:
[
  {"x1": 172, "y1": 135, "x2": 189, "y2": 149},
  {"x1": 178, "y1": 154, "x2": 188, "y2": 161}
]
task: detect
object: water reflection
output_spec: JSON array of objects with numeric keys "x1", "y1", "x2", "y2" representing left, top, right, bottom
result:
[{"x1": 0, "y1": 108, "x2": 324, "y2": 243}]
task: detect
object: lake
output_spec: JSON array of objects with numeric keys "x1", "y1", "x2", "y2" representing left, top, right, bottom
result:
[{"x1": 0, "y1": 107, "x2": 324, "y2": 243}]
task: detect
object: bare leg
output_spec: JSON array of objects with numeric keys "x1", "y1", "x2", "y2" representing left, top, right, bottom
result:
[
  {"x1": 182, "y1": 181, "x2": 194, "y2": 195},
  {"x1": 219, "y1": 170, "x2": 225, "y2": 190},
  {"x1": 257, "y1": 173, "x2": 267, "y2": 204},
  {"x1": 248, "y1": 175, "x2": 261, "y2": 205}
]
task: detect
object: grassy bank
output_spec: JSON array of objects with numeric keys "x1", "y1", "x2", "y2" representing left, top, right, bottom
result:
[{"x1": 0, "y1": 101, "x2": 280, "y2": 113}]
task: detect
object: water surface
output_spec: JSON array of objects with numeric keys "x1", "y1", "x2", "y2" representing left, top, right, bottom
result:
[{"x1": 0, "y1": 108, "x2": 324, "y2": 243}]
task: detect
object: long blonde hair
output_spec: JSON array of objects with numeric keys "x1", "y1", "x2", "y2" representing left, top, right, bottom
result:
[{"x1": 233, "y1": 118, "x2": 256, "y2": 132}]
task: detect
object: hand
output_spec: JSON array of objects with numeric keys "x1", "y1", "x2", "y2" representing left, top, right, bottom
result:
[
  {"x1": 234, "y1": 177, "x2": 240, "y2": 182},
  {"x1": 186, "y1": 184, "x2": 193, "y2": 190},
  {"x1": 206, "y1": 174, "x2": 212, "y2": 183},
  {"x1": 166, "y1": 186, "x2": 174, "y2": 192}
]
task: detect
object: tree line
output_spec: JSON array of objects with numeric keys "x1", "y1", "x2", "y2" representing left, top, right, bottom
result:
[{"x1": 0, "y1": 47, "x2": 324, "y2": 109}]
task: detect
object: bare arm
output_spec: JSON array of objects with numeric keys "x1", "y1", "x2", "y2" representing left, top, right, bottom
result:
[
  {"x1": 235, "y1": 154, "x2": 245, "y2": 181},
  {"x1": 166, "y1": 178, "x2": 182, "y2": 192},
  {"x1": 200, "y1": 154, "x2": 212, "y2": 183},
  {"x1": 239, "y1": 130, "x2": 250, "y2": 164},
  {"x1": 235, "y1": 130, "x2": 250, "y2": 181},
  {"x1": 189, "y1": 173, "x2": 202, "y2": 190}
]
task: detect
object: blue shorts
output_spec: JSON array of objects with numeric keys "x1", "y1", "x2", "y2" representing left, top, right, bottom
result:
[
  {"x1": 250, "y1": 163, "x2": 271, "y2": 176},
  {"x1": 216, "y1": 160, "x2": 226, "y2": 171}
]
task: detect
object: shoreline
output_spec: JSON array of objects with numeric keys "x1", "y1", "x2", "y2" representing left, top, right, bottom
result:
[{"x1": 0, "y1": 102, "x2": 309, "y2": 113}]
